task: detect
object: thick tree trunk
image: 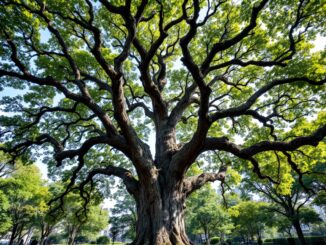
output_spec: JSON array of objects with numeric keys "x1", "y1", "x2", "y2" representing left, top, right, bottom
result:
[
  {"x1": 131, "y1": 176, "x2": 191, "y2": 245},
  {"x1": 292, "y1": 219, "x2": 306, "y2": 245}
]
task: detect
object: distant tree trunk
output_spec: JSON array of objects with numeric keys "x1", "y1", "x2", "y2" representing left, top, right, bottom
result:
[
  {"x1": 285, "y1": 227, "x2": 293, "y2": 238},
  {"x1": 205, "y1": 229, "x2": 210, "y2": 245},
  {"x1": 110, "y1": 228, "x2": 118, "y2": 245},
  {"x1": 39, "y1": 224, "x2": 45, "y2": 245},
  {"x1": 15, "y1": 225, "x2": 25, "y2": 245},
  {"x1": 292, "y1": 219, "x2": 306, "y2": 245},
  {"x1": 111, "y1": 235, "x2": 116, "y2": 245},
  {"x1": 39, "y1": 235, "x2": 45, "y2": 245},
  {"x1": 257, "y1": 229, "x2": 263, "y2": 245},
  {"x1": 9, "y1": 223, "x2": 18, "y2": 245},
  {"x1": 202, "y1": 223, "x2": 210, "y2": 245},
  {"x1": 257, "y1": 236, "x2": 262, "y2": 245},
  {"x1": 17, "y1": 227, "x2": 29, "y2": 245},
  {"x1": 17, "y1": 226, "x2": 31, "y2": 245},
  {"x1": 220, "y1": 232, "x2": 225, "y2": 244},
  {"x1": 67, "y1": 226, "x2": 78, "y2": 245},
  {"x1": 24, "y1": 228, "x2": 34, "y2": 245},
  {"x1": 40, "y1": 223, "x2": 53, "y2": 245}
]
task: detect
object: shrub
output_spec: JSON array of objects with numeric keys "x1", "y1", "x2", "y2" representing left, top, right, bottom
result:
[
  {"x1": 48, "y1": 234, "x2": 65, "y2": 244},
  {"x1": 287, "y1": 237, "x2": 296, "y2": 245},
  {"x1": 75, "y1": 235, "x2": 90, "y2": 244},
  {"x1": 210, "y1": 237, "x2": 220, "y2": 245},
  {"x1": 306, "y1": 236, "x2": 326, "y2": 245},
  {"x1": 263, "y1": 236, "x2": 326, "y2": 245},
  {"x1": 264, "y1": 238, "x2": 288, "y2": 245},
  {"x1": 96, "y1": 235, "x2": 110, "y2": 244}
]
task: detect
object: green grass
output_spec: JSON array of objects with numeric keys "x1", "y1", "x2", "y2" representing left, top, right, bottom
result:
[{"x1": 53, "y1": 243, "x2": 126, "y2": 245}]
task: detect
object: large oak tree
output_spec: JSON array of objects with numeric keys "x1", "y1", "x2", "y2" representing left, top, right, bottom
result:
[{"x1": 0, "y1": 0, "x2": 325, "y2": 244}]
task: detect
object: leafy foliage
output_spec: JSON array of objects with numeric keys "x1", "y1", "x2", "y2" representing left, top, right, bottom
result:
[
  {"x1": 0, "y1": 164, "x2": 48, "y2": 243},
  {"x1": 186, "y1": 185, "x2": 233, "y2": 242},
  {"x1": 109, "y1": 187, "x2": 137, "y2": 240},
  {"x1": 229, "y1": 201, "x2": 272, "y2": 241},
  {"x1": 0, "y1": 0, "x2": 325, "y2": 243}
]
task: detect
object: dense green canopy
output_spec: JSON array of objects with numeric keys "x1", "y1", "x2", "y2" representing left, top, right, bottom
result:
[{"x1": 0, "y1": 0, "x2": 325, "y2": 244}]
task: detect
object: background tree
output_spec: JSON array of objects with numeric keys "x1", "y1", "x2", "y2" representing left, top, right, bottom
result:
[
  {"x1": 229, "y1": 201, "x2": 272, "y2": 244},
  {"x1": 0, "y1": 152, "x2": 14, "y2": 237},
  {"x1": 0, "y1": 151, "x2": 13, "y2": 177},
  {"x1": 273, "y1": 215, "x2": 294, "y2": 238},
  {"x1": 0, "y1": 164, "x2": 47, "y2": 245},
  {"x1": 0, "y1": 189, "x2": 11, "y2": 237},
  {"x1": 242, "y1": 138, "x2": 325, "y2": 245},
  {"x1": 60, "y1": 192, "x2": 108, "y2": 245},
  {"x1": 35, "y1": 183, "x2": 66, "y2": 245},
  {"x1": 109, "y1": 187, "x2": 137, "y2": 241},
  {"x1": 186, "y1": 185, "x2": 233, "y2": 245},
  {"x1": 313, "y1": 191, "x2": 326, "y2": 212},
  {"x1": 109, "y1": 225, "x2": 119, "y2": 245},
  {"x1": 246, "y1": 177, "x2": 319, "y2": 245},
  {"x1": 78, "y1": 206, "x2": 109, "y2": 242},
  {"x1": 0, "y1": 0, "x2": 325, "y2": 244},
  {"x1": 312, "y1": 191, "x2": 326, "y2": 235},
  {"x1": 299, "y1": 207, "x2": 323, "y2": 228}
]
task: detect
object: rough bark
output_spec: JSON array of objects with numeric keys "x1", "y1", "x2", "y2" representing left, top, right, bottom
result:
[{"x1": 131, "y1": 174, "x2": 191, "y2": 245}]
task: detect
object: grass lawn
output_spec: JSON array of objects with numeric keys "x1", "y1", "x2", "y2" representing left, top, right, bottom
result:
[{"x1": 54, "y1": 243, "x2": 126, "y2": 245}]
